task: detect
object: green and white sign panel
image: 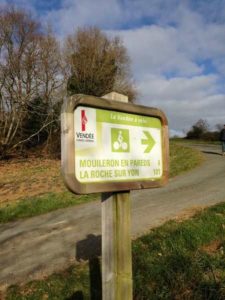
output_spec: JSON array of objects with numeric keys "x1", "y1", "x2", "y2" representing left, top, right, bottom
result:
[{"x1": 74, "y1": 106, "x2": 163, "y2": 183}]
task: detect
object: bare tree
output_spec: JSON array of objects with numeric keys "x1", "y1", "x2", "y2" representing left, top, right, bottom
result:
[
  {"x1": 38, "y1": 27, "x2": 64, "y2": 103},
  {"x1": 0, "y1": 8, "x2": 40, "y2": 154},
  {"x1": 31, "y1": 27, "x2": 65, "y2": 150},
  {"x1": 216, "y1": 123, "x2": 224, "y2": 132},
  {"x1": 186, "y1": 119, "x2": 209, "y2": 140},
  {"x1": 65, "y1": 27, "x2": 137, "y2": 102},
  {"x1": 0, "y1": 7, "x2": 64, "y2": 157},
  {"x1": 0, "y1": 14, "x2": 136, "y2": 158}
]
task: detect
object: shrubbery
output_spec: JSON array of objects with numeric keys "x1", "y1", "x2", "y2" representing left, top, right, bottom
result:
[{"x1": 186, "y1": 119, "x2": 221, "y2": 141}]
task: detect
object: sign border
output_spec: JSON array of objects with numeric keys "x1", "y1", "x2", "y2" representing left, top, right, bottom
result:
[{"x1": 61, "y1": 94, "x2": 169, "y2": 194}]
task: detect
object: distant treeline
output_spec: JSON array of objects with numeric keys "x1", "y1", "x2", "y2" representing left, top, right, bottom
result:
[{"x1": 185, "y1": 119, "x2": 222, "y2": 141}]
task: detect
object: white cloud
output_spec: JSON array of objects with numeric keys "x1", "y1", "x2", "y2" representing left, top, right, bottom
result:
[
  {"x1": 170, "y1": 129, "x2": 185, "y2": 138},
  {"x1": 138, "y1": 75, "x2": 218, "y2": 100},
  {"x1": 116, "y1": 16, "x2": 225, "y2": 77},
  {"x1": 107, "y1": 6, "x2": 225, "y2": 133},
  {"x1": 116, "y1": 25, "x2": 203, "y2": 78},
  {"x1": 3, "y1": 0, "x2": 225, "y2": 133},
  {"x1": 137, "y1": 75, "x2": 225, "y2": 131},
  {"x1": 42, "y1": 0, "x2": 123, "y2": 37}
]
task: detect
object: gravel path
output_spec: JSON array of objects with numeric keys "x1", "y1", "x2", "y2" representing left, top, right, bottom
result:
[{"x1": 0, "y1": 144, "x2": 225, "y2": 290}]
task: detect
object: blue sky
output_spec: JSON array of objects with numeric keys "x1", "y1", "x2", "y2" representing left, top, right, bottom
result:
[{"x1": 1, "y1": 0, "x2": 225, "y2": 135}]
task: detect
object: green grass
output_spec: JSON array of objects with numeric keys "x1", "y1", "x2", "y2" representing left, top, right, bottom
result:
[
  {"x1": 5, "y1": 202, "x2": 225, "y2": 300},
  {"x1": 0, "y1": 192, "x2": 99, "y2": 223},
  {"x1": 169, "y1": 141, "x2": 204, "y2": 177},
  {"x1": 171, "y1": 137, "x2": 220, "y2": 145},
  {"x1": 6, "y1": 264, "x2": 91, "y2": 300},
  {"x1": 0, "y1": 142, "x2": 203, "y2": 223},
  {"x1": 133, "y1": 202, "x2": 225, "y2": 299}
]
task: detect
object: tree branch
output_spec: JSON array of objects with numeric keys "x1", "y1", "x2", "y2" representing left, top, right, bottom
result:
[{"x1": 11, "y1": 119, "x2": 56, "y2": 149}]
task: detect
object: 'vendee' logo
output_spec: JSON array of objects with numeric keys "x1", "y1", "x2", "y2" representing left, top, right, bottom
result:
[
  {"x1": 76, "y1": 132, "x2": 94, "y2": 140},
  {"x1": 81, "y1": 110, "x2": 87, "y2": 131},
  {"x1": 75, "y1": 109, "x2": 95, "y2": 142}
]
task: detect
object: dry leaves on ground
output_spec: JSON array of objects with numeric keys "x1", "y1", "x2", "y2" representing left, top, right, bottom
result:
[{"x1": 0, "y1": 158, "x2": 66, "y2": 206}]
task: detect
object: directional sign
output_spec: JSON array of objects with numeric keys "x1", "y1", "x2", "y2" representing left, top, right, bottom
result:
[
  {"x1": 61, "y1": 94, "x2": 169, "y2": 194},
  {"x1": 141, "y1": 131, "x2": 156, "y2": 153},
  {"x1": 75, "y1": 106, "x2": 163, "y2": 183}
]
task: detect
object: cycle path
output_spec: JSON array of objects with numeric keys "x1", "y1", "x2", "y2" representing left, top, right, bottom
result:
[{"x1": 0, "y1": 144, "x2": 225, "y2": 290}]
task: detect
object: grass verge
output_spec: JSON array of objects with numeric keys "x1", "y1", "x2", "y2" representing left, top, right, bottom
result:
[
  {"x1": 0, "y1": 192, "x2": 99, "y2": 223},
  {"x1": 0, "y1": 142, "x2": 203, "y2": 223},
  {"x1": 169, "y1": 141, "x2": 204, "y2": 177},
  {"x1": 133, "y1": 202, "x2": 225, "y2": 299},
  {"x1": 5, "y1": 201, "x2": 225, "y2": 300},
  {"x1": 171, "y1": 138, "x2": 220, "y2": 145}
]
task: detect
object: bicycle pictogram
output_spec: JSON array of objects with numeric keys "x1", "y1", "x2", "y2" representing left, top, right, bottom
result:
[
  {"x1": 111, "y1": 128, "x2": 130, "y2": 152},
  {"x1": 113, "y1": 130, "x2": 128, "y2": 150}
]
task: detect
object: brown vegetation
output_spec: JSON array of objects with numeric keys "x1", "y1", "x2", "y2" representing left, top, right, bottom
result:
[
  {"x1": 0, "y1": 6, "x2": 137, "y2": 160},
  {"x1": 66, "y1": 27, "x2": 137, "y2": 101},
  {"x1": 0, "y1": 7, "x2": 64, "y2": 158},
  {"x1": 186, "y1": 119, "x2": 221, "y2": 141},
  {"x1": 0, "y1": 158, "x2": 65, "y2": 206}
]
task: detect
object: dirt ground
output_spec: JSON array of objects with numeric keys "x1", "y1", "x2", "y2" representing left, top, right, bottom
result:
[{"x1": 0, "y1": 158, "x2": 66, "y2": 206}]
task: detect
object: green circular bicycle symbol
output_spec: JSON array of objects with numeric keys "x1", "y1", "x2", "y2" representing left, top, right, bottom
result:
[{"x1": 113, "y1": 130, "x2": 128, "y2": 151}]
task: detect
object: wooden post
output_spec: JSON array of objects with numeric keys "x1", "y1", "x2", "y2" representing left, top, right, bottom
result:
[{"x1": 101, "y1": 92, "x2": 132, "y2": 300}]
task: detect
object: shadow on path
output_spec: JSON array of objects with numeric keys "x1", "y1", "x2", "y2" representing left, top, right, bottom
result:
[
  {"x1": 66, "y1": 291, "x2": 84, "y2": 300},
  {"x1": 75, "y1": 234, "x2": 102, "y2": 300},
  {"x1": 202, "y1": 151, "x2": 222, "y2": 156}
]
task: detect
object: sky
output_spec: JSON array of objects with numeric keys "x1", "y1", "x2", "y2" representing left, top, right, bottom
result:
[{"x1": 1, "y1": 0, "x2": 225, "y2": 136}]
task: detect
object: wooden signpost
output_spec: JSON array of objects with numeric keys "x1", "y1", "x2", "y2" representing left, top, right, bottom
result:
[
  {"x1": 61, "y1": 92, "x2": 169, "y2": 300},
  {"x1": 101, "y1": 92, "x2": 132, "y2": 300}
]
